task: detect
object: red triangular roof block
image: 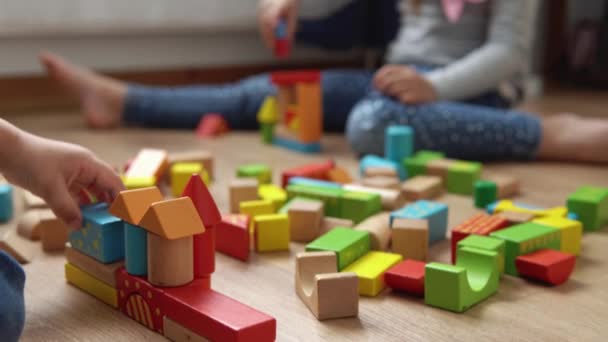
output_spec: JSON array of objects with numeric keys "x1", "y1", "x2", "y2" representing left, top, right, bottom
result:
[{"x1": 182, "y1": 174, "x2": 222, "y2": 227}]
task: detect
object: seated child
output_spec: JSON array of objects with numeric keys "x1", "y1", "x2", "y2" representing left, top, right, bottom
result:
[
  {"x1": 40, "y1": 0, "x2": 608, "y2": 163},
  {"x1": 0, "y1": 119, "x2": 123, "y2": 341}
]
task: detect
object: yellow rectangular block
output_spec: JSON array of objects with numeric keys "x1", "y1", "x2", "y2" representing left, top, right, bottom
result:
[
  {"x1": 343, "y1": 251, "x2": 402, "y2": 297},
  {"x1": 258, "y1": 184, "x2": 287, "y2": 211},
  {"x1": 122, "y1": 176, "x2": 156, "y2": 190},
  {"x1": 533, "y1": 217, "x2": 582, "y2": 255},
  {"x1": 170, "y1": 162, "x2": 210, "y2": 197},
  {"x1": 65, "y1": 263, "x2": 118, "y2": 308},
  {"x1": 254, "y1": 214, "x2": 290, "y2": 252}
]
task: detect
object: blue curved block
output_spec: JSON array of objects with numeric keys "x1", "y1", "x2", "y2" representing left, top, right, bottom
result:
[{"x1": 0, "y1": 184, "x2": 14, "y2": 223}]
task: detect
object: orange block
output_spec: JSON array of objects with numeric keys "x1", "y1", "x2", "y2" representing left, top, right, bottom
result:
[
  {"x1": 139, "y1": 197, "x2": 205, "y2": 239},
  {"x1": 327, "y1": 167, "x2": 353, "y2": 184},
  {"x1": 109, "y1": 187, "x2": 164, "y2": 225},
  {"x1": 295, "y1": 82, "x2": 322, "y2": 143}
]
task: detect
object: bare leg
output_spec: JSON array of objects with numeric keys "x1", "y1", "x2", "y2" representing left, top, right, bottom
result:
[
  {"x1": 537, "y1": 113, "x2": 608, "y2": 163},
  {"x1": 40, "y1": 52, "x2": 126, "y2": 129}
]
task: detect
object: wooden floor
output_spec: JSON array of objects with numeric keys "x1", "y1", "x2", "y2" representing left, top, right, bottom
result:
[{"x1": 3, "y1": 104, "x2": 608, "y2": 341}]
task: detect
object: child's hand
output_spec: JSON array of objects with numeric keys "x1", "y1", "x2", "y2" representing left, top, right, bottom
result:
[
  {"x1": 4, "y1": 131, "x2": 123, "y2": 229},
  {"x1": 258, "y1": 0, "x2": 299, "y2": 49},
  {"x1": 374, "y1": 65, "x2": 438, "y2": 104}
]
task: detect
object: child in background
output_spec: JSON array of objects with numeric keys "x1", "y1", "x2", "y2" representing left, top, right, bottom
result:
[
  {"x1": 40, "y1": 0, "x2": 608, "y2": 163},
  {"x1": 0, "y1": 119, "x2": 123, "y2": 341}
]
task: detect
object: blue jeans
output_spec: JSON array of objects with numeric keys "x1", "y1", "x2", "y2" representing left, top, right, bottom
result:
[
  {"x1": 0, "y1": 251, "x2": 26, "y2": 342},
  {"x1": 124, "y1": 69, "x2": 541, "y2": 161}
]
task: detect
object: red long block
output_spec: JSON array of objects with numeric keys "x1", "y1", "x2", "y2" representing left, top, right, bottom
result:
[
  {"x1": 116, "y1": 268, "x2": 168, "y2": 334},
  {"x1": 164, "y1": 287, "x2": 276, "y2": 342},
  {"x1": 515, "y1": 249, "x2": 576, "y2": 286},
  {"x1": 384, "y1": 260, "x2": 426, "y2": 296},
  {"x1": 281, "y1": 160, "x2": 335, "y2": 187},
  {"x1": 271, "y1": 70, "x2": 321, "y2": 85},
  {"x1": 196, "y1": 114, "x2": 229, "y2": 138},
  {"x1": 182, "y1": 174, "x2": 222, "y2": 278},
  {"x1": 216, "y1": 214, "x2": 250, "y2": 262},
  {"x1": 274, "y1": 38, "x2": 291, "y2": 59},
  {"x1": 451, "y1": 213, "x2": 509, "y2": 263}
]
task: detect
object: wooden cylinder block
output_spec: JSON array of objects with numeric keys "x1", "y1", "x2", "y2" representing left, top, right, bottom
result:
[{"x1": 147, "y1": 234, "x2": 193, "y2": 287}]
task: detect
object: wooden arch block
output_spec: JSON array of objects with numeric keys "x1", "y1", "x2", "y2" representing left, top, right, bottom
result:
[{"x1": 295, "y1": 252, "x2": 358, "y2": 320}]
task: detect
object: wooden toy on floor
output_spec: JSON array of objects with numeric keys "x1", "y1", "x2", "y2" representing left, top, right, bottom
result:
[
  {"x1": 474, "y1": 180, "x2": 498, "y2": 208},
  {"x1": 196, "y1": 114, "x2": 229, "y2": 138},
  {"x1": 123, "y1": 148, "x2": 169, "y2": 188},
  {"x1": 485, "y1": 174, "x2": 520, "y2": 198},
  {"x1": 327, "y1": 166, "x2": 353, "y2": 184},
  {"x1": 384, "y1": 259, "x2": 426, "y2": 296},
  {"x1": 456, "y1": 235, "x2": 506, "y2": 274},
  {"x1": 364, "y1": 166, "x2": 399, "y2": 179},
  {"x1": 401, "y1": 175, "x2": 443, "y2": 200},
  {"x1": 17, "y1": 209, "x2": 45, "y2": 240},
  {"x1": 343, "y1": 184, "x2": 406, "y2": 211},
  {"x1": 566, "y1": 186, "x2": 608, "y2": 231},
  {"x1": 288, "y1": 199, "x2": 324, "y2": 242},
  {"x1": 65, "y1": 262, "x2": 118, "y2": 307},
  {"x1": 360, "y1": 155, "x2": 406, "y2": 181},
  {"x1": 515, "y1": 249, "x2": 576, "y2": 286},
  {"x1": 168, "y1": 150, "x2": 214, "y2": 179},
  {"x1": 447, "y1": 161, "x2": 482, "y2": 195},
  {"x1": 237, "y1": 163, "x2": 272, "y2": 184},
  {"x1": 306, "y1": 228, "x2": 370, "y2": 271},
  {"x1": 170, "y1": 162, "x2": 210, "y2": 197},
  {"x1": 281, "y1": 160, "x2": 334, "y2": 187},
  {"x1": 533, "y1": 216, "x2": 582, "y2": 255},
  {"x1": 254, "y1": 214, "x2": 290, "y2": 252},
  {"x1": 258, "y1": 184, "x2": 287, "y2": 211},
  {"x1": 65, "y1": 243, "x2": 124, "y2": 287},
  {"x1": 229, "y1": 178, "x2": 259, "y2": 213},
  {"x1": 385, "y1": 125, "x2": 414, "y2": 164},
  {"x1": 497, "y1": 210, "x2": 535, "y2": 224},
  {"x1": 270, "y1": 71, "x2": 322, "y2": 153},
  {"x1": 295, "y1": 252, "x2": 359, "y2": 320},
  {"x1": 362, "y1": 176, "x2": 401, "y2": 191},
  {"x1": 257, "y1": 96, "x2": 279, "y2": 144},
  {"x1": 391, "y1": 218, "x2": 428, "y2": 261},
  {"x1": 343, "y1": 251, "x2": 403, "y2": 296},
  {"x1": 354, "y1": 212, "x2": 391, "y2": 251},
  {"x1": 425, "y1": 158, "x2": 456, "y2": 184},
  {"x1": 403, "y1": 150, "x2": 445, "y2": 178},
  {"x1": 71, "y1": 204, "x2": 124, "y2": 262},
  {"x1": 216, "y1": 214, "x2": 250, "y2": 262},
  {"x1": 450, "y1": 213, "x2": 509, "y2": 263},
  {"x1": 390, "y1": 200, "x2": 448, "y2": 244},
  {"x1": 39, "y1": 210, "x2": 69, "y2": 252},
  {"x1": 319, "y1": 217, "x2": 354, "y2": 235}
]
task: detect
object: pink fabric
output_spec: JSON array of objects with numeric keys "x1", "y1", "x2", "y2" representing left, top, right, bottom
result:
[{"x1": 442, "y1": 0, "x2": 487, "y2": 23}]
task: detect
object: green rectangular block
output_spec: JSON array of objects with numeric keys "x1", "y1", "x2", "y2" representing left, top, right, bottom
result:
[
  {"x1": 490, "y1": 222, "x2": 560, "y2": 276},
  {"x1": 457, "y1": 235, "x2": 505, "y2": 274},
  {"x1": 237, "y1": 163, "x2": 272, "y2": 184},
  {"x1": 567, "y1": 186, "x2": 608, "y2": 231},
  {"x1": 447, "y1": 161, "x2": 482, "y2": 195},
  {"x1": 286, "y1": 184, "x2": 343, "y2": 217},
  {"x1": 340, "y1": 191, "x2": 382, "y2": 224},
  {"x1": 403, "y1": 150, "x2": 445, "y2": 178},
  {"x1": 306, "y1": 227, "x2": 370, "y2": 271}
]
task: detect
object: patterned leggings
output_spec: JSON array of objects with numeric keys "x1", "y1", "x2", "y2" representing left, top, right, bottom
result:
[{"x1": 124, "y1": 69, "x2": 541, "y2": 161}]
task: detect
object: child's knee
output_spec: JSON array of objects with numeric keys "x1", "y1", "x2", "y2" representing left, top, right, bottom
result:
[
  {"x1": 345, "y1": 99, "x2": 388, "y2": 156},
  {"x1": 0, "y1": 251, "x2": 26, "y2": 342}
]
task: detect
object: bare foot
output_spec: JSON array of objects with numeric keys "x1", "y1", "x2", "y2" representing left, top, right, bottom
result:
[
  {"x1": 40, "y1": 52, "x2": 126, "y2": 129},
  {"x1": 537, "y1": 113, "x2": 608, "y2": 163}
]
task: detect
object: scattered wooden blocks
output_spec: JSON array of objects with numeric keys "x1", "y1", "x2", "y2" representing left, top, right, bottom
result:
[
  {"x1": 403, "y1": 150, "x2": 445, "y2": 178},
  {"x1": 288, "y1": 199, "x2": 324, "y2": 242},
  {"x1": 341, "y1": 191, "x2": 382, "y2": 224},
  {"x1": 281, "y1": 160, "x2": 334, "y2": 187},
  {"x1": 286, "y1": 184, "x2": 343, "y2": 217},
  {"x1": 533, "y1": 216, "x2": 583, "y2": 255},
  {"x1": 567, "y1": 186, "x2": 608, "y2": 231},
  {"x1": 450, "y1": 213, "x2": 509, "y2": 264},
  {"x1": 327, "y1": 167, "x2": 353, "y2": 184},
  {"x1": 65, "y1": 243, "x2": 124, "y2": 287},
  {"x1": 490, "y1": 223, "x2": 561, "y2": 276},
  {"x1": 364, "y1": 167, "x2": 399, "y2": 179},
  {"x1": 65, "y1": 263, "x2": 118, "y2": 307},
  {"x1": 425, "y1": 246, "x2": 500, "y2": 313},
  {"x1": 401, "y1": 175, "x2": 442, "y2": 200},
  {"x1": 168, "y1": 150, "x2": 214, "y2": 180},
  {"x1": 385, "y1": 125, "x2": 414, "y2": 163},
  {"x1": 306, "y1": 228, "x2": 370, "y2": 271},
  {"x1": 390, "y1": 200, "x2": 448, "y2": 244},
  {"x1": 170, "y1": 163, "x2": 209, "y2": 197},
  {"x1": 425, "y1": 158, "x2": 456, "y2": 184},
  {"x1": 391, "y1": 218, "x2": 428, "y2": 261},
  {"x1": 515, "y1": 249, "x2": 576, "y2": 286},
  {"x1": 70, "y1": 203, "x2": 124, "y2": 262},
  {"x1": 196, "y1": 114, "x2": 229, "y2": 138},
  {"x1": 485, "y1": 174, "x2": 520, "y2": 198},
  {"x1": 343, "y1": 184, "x2": 406, "y2": 211},
  {"x1": 122, "y1": 176, "x2": 157, "y2": 190},
  {"x1": 0, "y1": 184, "x2": 13, "y2": 223},
  {"x1": 362, "y1": 176, "x2": 401, "y2": 191},
  {"x1": 237, "y1": 164, "x2": 272, "y2": 184},
  {"x1": 360, "y1": 155, "x2": 405, "y2": 180},
  {"x1": 254, "y1": 214, "x2": 290, "y2": 252},
  {"x1": 240, "y1": 199, "x2": 275, "y2": 229},
  {"x1": 295, "y1": 252, "x2": 359, "y2": 320},
  {"x1": 446, "y1": 161, "x2": 482, "y2": 195},
  {"x1": 258, "y1": 184, "x2": 287, "y2": 211},
  {"x1": 497, "y1": 210, "x2": 535, "y2": 224},
  {"x1": 288, "y1": 177, "x2": 341, "y2": 190},
  {"x1": 384, "y1": 259, "x2": 426, "y2": 296},
  {"x1": 456, "y1": 235, "x2": 506, "y2": 274},
  {"x1": 39, "y1": 210, "x2": 70, "y2": 252},
  {"x1": 343, "y1": 251, "x2": 403, "y2": 296},
  {"x1": 354, "y1": 212, "x2": 391, "y2": 251},
  {"x1": 0, "y1": 227, "x2": 37, "y2": 264},
  {"x1": 216, "y1": 214, "x2": 250, "y2": 262},
  {"x1": 229, "y1": 178, "x2": 259, "y2": 213},
  {"x1": 319, "y1": 217, "x2": 354, "y2": 236},
  {"x1": 474, "y1": 181, "x2": 498, "y2": 209},
  {"x1": 124, "y1": 148, "x2": 169, "y2": 185}
]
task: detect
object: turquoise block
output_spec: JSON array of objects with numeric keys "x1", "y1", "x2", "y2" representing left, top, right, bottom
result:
[
  {"x1": 288, "y1": 177, "x2": 342, "y2": 190},
  {"x1": 273, "y1": 137, "x2": 321, "y2": 153},
  {"x1": 360, "y1": 155, "x2": 407, "y2": 180},
  {"x1": 70, "y1": 203, "x2": 124, "y2": 263},
  {"x1": 390, "y1": 200, "x2": 448, "y2": 244},
  {"x1": 0, "y1": 184, "x2": 14, "y2": 223},
  {"x1": 385, "y1": 125, "x2": 413, "y2": 163},
  {"x1": 124, "y1": 223, "x2": 147, "y2": 275}
]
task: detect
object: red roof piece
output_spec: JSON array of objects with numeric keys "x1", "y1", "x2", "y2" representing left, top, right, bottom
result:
[
  {"x1": 216, "y1": 214, "x2": 251, "y2": 262},
  {"x1": 281, "y1": 160, "x2": 335, "y2": 187},
  {"x1": 271, "y1": 70, "x2": 321, "y2": 85},
  {"x1": 182, "y1": 174, "x2": 222, "y2": 227},
  {"x1": 163, "y1": 286, "x2": 276, "y2": 342},
  {"x1": 516, "y1": 249, "x2": 576, "y2": 286}
]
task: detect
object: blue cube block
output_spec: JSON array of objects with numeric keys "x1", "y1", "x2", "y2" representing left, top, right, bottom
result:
[
  {"x1": 360, "y1": 155, "x2": 407, "y2": 180},
  {"x1": 124, "y1": 223, "x2": 147, "y2": 275},
  {"x1": 0, "y1": 184, "x2": 14, "y2": 223},
  {"x1": 70, "y1": 203, "x2": 124, "y2": 263},
  {"x1": 390, "y1": 200, "x2": 448, "y2": 244},
  {"x1": 385, "y1": 125, "x2": 413, "y2": 163}
]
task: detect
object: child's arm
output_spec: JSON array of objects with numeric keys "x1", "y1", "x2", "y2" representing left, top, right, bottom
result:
[
  {"x1": 0, "y1": 119, "x2": 123, "y2": 228},
  {"x1": 423, "y1": 0, "x2": 540, "y2": 101}
]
